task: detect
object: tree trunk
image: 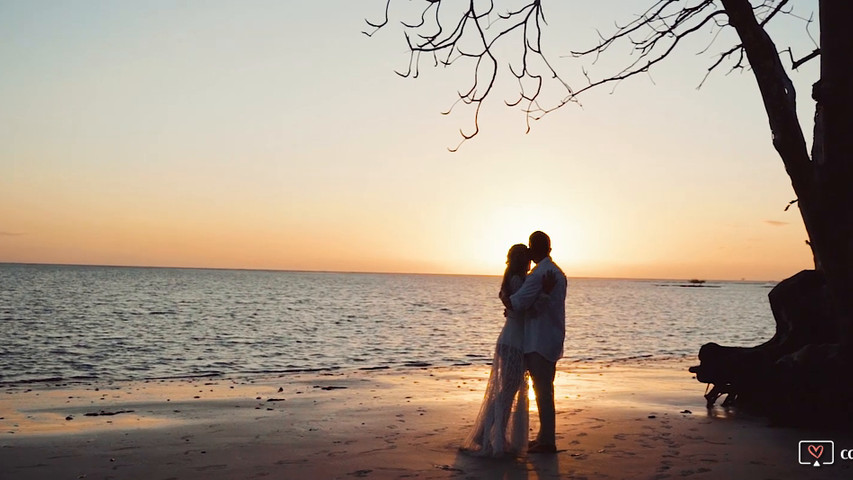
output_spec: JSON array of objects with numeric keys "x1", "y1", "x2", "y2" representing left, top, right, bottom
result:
[
  {"x1": 812, "y1": 0, "x2": 853, "y2": 345},
  {"x1": 690, "y1": 1, "x2": 853, "y2": 424}
]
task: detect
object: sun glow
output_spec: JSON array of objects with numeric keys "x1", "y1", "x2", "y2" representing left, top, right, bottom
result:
[{"x1": 467, "y1": 203, "x2": 589, "y2": 275}]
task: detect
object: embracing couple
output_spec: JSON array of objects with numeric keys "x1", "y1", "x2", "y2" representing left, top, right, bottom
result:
[{"x1": 461, "y1": 231, "x2": 567, "y2": 457}]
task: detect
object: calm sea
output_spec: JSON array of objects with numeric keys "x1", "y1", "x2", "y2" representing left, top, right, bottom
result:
[{"x1": 0, "y1": 264, "x2": 777, "y2": 384}]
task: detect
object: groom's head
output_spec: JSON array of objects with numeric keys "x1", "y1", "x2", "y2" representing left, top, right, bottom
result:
[{"x1": 528, "y1": 231, "x2": 551, "y2": 263}]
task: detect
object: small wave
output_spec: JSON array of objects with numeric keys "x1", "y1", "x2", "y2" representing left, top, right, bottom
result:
[
  {"x1": 0, "y1": 376, "x2": 65, "y2": 385},
  {"x1": 244, "y1": 366, "x2": 342, "y2": 375},
  {"x1": 403, "y1": 361, "x2": 432, "y2": 367},
  {"x1": 0, "y1": 374, "x2": 98, "y2": 386},
  {"x1": 146, "y1": 372, "x2": 223, "y2": 381},
  {"x1": 610, "y1": 354, "x2": 654, "y2": 362}
]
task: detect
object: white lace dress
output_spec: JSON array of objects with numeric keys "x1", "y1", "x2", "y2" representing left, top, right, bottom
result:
[{"x1": 461, "y1": 275, "x2": 529, "y2": 457}]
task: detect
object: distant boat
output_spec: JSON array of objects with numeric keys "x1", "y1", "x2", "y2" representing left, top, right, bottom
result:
[{"x1": 653, "y1": 278, "x2": 718, "y2": 288}]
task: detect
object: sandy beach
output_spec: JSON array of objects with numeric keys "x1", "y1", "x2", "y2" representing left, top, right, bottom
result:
[{"x1": 2, "y1": 359, "x2": 850, "y2": 479}]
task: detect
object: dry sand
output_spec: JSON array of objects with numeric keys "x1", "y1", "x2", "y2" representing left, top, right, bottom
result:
[{"x1": 2, "y1": 359, "x2": 851, "y2": 479}]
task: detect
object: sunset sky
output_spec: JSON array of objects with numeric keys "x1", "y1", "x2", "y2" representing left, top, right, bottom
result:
[{"x1": 1, "y1": 1, "x2": 821, "y2": 280}]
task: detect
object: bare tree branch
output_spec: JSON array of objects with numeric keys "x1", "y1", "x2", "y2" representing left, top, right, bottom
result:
[
  {"x1": 782, "y1": 47, "x2": 821, "y2": 70},
  {"x1": 363, "y1": 0, "x2": 391, "y2": 37},
  {"x1": 366, "y1": 0, "x2": 574, "y2": 149},
  {"x1": 366, "y1": 0, "x2": 809, "y2": 150},
  {"x1": 568, "y1": 3, "x2": 726, "y2": 98}
]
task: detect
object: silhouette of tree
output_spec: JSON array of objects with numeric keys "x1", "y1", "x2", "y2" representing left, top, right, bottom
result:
[{"x1": 367, "y1": 0, "x2": 853, "y2": 425}]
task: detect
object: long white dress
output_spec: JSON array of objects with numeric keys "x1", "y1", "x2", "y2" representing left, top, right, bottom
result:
[{"x1": 461, "y1": 275, "x2": 529, "y2": 457}]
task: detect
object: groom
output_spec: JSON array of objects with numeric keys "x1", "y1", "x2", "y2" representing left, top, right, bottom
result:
[{"x1": 503, "y1": 231, "x2": 567, "y2": 454}]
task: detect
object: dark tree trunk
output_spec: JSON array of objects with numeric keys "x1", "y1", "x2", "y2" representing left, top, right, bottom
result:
[
  {"x1": 812, "y1": 0, "x2": 853, "y2": 345},
  {"x1": 690, "y1": 1, "x2": 853, "y2": 424}
]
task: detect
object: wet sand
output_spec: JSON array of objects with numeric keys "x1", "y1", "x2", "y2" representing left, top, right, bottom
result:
[{"x1": 1, "y1": 359, "x2": 851, "y2": 479}]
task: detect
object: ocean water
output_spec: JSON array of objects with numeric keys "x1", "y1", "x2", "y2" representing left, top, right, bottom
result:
[{"x1": 0, "y1": 264, "x2": 777, "y2": 384}]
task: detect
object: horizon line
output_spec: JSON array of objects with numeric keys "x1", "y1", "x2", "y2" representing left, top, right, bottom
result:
[{"x1": 0, "y1": 261, "x2": 780, "y2": 284}]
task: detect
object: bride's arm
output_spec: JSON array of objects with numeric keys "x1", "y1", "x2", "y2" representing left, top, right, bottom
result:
[
  {"x1": 541, "y1": 270, "x2": 557, "y2": 294},
  {"x1": 531, "y1": 271, "x2": 557, "y2": 313}
]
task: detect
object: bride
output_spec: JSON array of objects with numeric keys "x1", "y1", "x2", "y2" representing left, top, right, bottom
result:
[{"x1": 461, "y1": 243, "x2": 554, "y2": 457}]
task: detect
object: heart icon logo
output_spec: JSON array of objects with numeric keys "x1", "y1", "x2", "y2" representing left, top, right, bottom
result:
[{"x1": 808, "y1": 444, "x2": 824, "y2": 460}]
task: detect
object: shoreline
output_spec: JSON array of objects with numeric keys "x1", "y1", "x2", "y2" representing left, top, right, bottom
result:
[
  {"x1": 0, "y1": 354, "x2": 698, "y2": 389},
  {"x1": 2, "y1": 359, "x2": 850, "y2": 479}
]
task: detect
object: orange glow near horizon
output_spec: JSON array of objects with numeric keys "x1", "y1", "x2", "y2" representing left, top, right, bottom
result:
[
  {"x1": 0, "y1": 165, "x2": 814, "y2": 281},
  {"x1": 0, "y1": 192, "x2": 813, "y2": 281}
]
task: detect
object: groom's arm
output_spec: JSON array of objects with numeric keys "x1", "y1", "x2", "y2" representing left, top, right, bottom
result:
[{"x1": 509, "y1": 269, "x2": 543, "y2": 312}]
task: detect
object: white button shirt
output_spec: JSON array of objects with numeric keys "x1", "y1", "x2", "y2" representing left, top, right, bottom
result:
[{"x1": 509, "y1": 257, "x2": 567, "y2": 362}]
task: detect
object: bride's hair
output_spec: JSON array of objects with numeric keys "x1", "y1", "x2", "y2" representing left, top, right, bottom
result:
[{"x1": 500, "y1": 243, "x2": 530, "y2": 298}]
